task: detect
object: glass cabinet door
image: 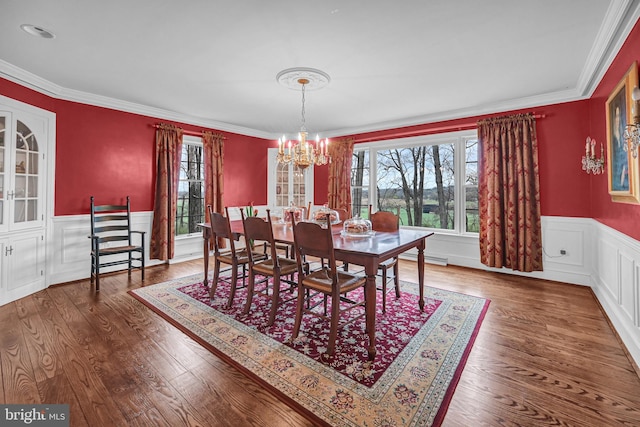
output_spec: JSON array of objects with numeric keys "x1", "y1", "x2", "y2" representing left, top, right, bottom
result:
[
  {"x1": 0, "y1": 114, "x2": 9, "y2": 230},
  {"x1": 0, "y1": 113, "x2": 44, "y2": 232},
  {"x1": 13, "y1": 120, "x2": 39, "y2": 225}
]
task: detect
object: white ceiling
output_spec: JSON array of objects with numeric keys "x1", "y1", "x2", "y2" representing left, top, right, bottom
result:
[{"x1": 1, "y1": 0, "x2": 639, "y2": 139}]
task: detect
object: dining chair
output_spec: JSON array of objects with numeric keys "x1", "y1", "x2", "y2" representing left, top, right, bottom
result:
[
  {"x1": 290, "y1": 214, "x2": 367, "y2": 357},
  {"x1": 369, "y1": 205, "x2": 400, "y2": 313},
  {"x1": 241, "y1": 208, "x2": 299, "y2": 326},
  {"x1": 207, "y1": 205, "x2": 267, "y2": 308},
  {"x1": 89, "y1": 196, "x2": 145, "y2": 292}
]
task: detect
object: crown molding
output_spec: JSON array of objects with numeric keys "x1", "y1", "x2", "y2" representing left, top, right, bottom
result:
[
  {"x1": 0, "y1": 59, "x2": 273, "y2": 140},
  {"x1": 0, "y1": 58, "x2": 600, "y2": 142},
  {"x1": 0, "y1": 60, "x2": 64, "y2": 97},
  {"x1": 322, "y1": 88, "x2": 586, "y2": 139},
  {"x1": 577, "y1": 0, "x2": 640, "y2": 97},
  {"x1": 57, "y1": 86, "x2": 274, "y2": 139}
]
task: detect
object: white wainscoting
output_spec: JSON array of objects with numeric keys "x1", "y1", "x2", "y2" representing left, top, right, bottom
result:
[
  {"x1": 591, "y1": 222, "x2": 640, "y2": 369},
  {"x1": 49, "y1": 213, "x2": 640, "y2": 367},
  {"x1": 49, "y1": 212, "x2": 158, "y2": 285}
]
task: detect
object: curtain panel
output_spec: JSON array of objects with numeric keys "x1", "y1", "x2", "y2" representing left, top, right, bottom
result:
[
  {"x1": 203, "y1": 131, "x2": 225, "y2": 250},
  {"x1": 203, "y1": 131, "x2": 224, "y2": 218},
  {"x1": 477, "y1": 113, "x2": 543, "y2": 272},
  {"x1": 150, "y1": 124, "x2": 183, "y2": 260},
  {"x1": 327, "y1": 137, "x2": 355, "y2": 218}
]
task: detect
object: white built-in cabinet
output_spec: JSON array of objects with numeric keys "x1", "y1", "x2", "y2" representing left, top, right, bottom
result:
[{"x1": 0, "y1": 97, "x2": 53, "y2": 306}]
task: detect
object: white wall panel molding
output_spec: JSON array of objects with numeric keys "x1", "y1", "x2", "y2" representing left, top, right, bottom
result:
[
  {"x1": 49, "y1": 212, "x2": 160, "y2": 285},
  {"x1": 591, "y1": 221, "x2": 640, "y2": 367}
]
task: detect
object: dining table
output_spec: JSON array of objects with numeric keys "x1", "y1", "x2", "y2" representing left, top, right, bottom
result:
[{"x1": 198, "y1": 219, "x2": 434, "y2": 360}]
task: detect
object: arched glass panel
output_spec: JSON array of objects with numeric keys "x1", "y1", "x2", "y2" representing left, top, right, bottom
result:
[{"x1": 14, "y1": 120, "x2": 39, "y2": 223}]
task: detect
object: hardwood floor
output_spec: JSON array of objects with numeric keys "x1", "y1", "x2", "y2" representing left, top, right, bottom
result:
[{"x1": 2, "y1": 260, "x2": 639, "y2": 426}]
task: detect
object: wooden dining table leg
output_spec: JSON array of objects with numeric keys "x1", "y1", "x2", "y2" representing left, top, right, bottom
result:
[
  {"x1": 365, "y1": 268, "x2": 377, "y2": 361},
  {"x1": 202, "y1": 228, "x2": 210, "y2": 287},
  {"x1": 417, "y1": 238, "x2": 426, "y2": 311}
]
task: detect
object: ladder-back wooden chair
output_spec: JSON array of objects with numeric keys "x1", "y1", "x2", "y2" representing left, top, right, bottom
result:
[
  {"x1": 90, "y1": 196, "x2": 145, "y2": 291},
  {"x1": 241, "y1": 208, "x2": 298, "y2": 326},
  {"x1": 369, "y1": 205, "x2": 400, "y2": 313},
  {"x1": 290, "y1": 214, "x2": 367, "y2": 357},
  {"x1": 208, "y1": 206, "x2": 267, "y2": 308}
]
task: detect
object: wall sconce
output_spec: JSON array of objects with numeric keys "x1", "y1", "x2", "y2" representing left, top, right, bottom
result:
[
  {"x1": 623, "y1": 86, "x2": 640, "y2": 158},
  {"x1": 582, "y1": 136, "x2": 605, "y2": 174}
]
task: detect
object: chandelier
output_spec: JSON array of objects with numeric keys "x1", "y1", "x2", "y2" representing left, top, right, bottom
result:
[
  {"x1": 276, "y1": 68, "x2": 331, "y2": 169},
  {"x1": 623, "y1": 86, "x2": 640, "y2": 158}
]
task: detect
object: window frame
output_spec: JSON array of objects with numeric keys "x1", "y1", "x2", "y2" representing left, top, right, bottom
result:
[
  {"x1": 175, "y1": 134, "x2": 205, "y2": 239},
  {"x1": 352, "y1": 129, "x2": 478, "y2": 235}
]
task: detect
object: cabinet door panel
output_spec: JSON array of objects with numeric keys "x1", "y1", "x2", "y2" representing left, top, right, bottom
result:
[{"x1": 2, "y1": 232, "x2": 44, "y2": 304}]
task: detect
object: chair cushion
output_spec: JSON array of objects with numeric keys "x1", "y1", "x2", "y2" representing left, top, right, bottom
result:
[
  {"x1": 97, "y1": 245, "x2": 142, "y2": 255},
  {"x1": 379, "y1": 257, "x2": 398, "y2": 269},
  {"x1": 253, "y1": 257, "x2": 298, "y2": 276},
  {"x1": 217, "y1": 248, "x2": 265, "y2": 264},
  {"x1": 303, "y1": 268, "x2": 366, "y2": 294}
]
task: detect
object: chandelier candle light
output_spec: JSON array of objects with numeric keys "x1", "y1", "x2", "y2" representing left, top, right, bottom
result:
[
  {"x1": 276, "y1": 68, "x2": 332, "y2": 169},
  {"x1": 582, "y1": 136, "x2": 605, "y2": 174}
]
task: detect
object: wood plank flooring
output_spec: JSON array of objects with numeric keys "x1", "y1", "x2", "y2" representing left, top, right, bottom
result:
[{"x1": 1, "y1": 260, "x2": 639, "y2": 426}]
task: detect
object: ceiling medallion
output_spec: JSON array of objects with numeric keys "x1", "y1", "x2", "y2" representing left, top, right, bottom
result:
[
  {"x1": 276, "y1": 67, "x2": 331, "y2": 91},
  {"x1": 276, "y1": 67, "x2": 331, "y2": 170}
]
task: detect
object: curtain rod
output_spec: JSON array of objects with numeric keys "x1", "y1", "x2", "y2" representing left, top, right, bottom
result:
[
  {"x1": 353, "y1": 113, "x2": 546, "y2": 144},
  {"x1": 152, "y1": 124, "x2": 226, "y2": 138}
]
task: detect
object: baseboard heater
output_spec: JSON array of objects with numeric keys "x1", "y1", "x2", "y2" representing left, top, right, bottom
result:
[{"x1": 424, "y1": 255, "x2": 448, "y2": 266}]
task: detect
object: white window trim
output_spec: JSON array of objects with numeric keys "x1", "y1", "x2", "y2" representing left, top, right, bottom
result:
[{"x1": 353, "y1": 129, "x2": 478, "y2": 236}]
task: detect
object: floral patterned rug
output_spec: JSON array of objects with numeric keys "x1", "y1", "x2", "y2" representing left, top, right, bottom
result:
[{"x1": 129, "y1": 273, "x2": 489, "y2": 427}]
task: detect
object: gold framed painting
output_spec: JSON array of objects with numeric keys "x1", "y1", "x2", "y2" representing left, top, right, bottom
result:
[{"x1": 606, "y1": 61, "x2": 639, "y2": 203}]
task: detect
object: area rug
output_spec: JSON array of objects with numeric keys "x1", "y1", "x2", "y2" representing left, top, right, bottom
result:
[{"x1": 129, "y1": 273, "x2": 489, "y2": 426}]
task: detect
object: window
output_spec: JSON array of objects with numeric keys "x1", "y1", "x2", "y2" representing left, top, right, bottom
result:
[
  {"x1": 176, "y1": 136, "x2": 205, "y2": 236},
  {"x1": 267, "y1": 148, "x2": 313, "y2": 208},
  {"x1": 350, "y1": 150, "x2": 369, "y2": 217},
  {"x1": 276, "y1": 162, "x2": 307, "y2": 207},
  {"x1": 351, "y1": 130, "x2": 479, "y2": 234},
  {"x1": 464, "y1": 139, "x2": 479, "y2": 233}
]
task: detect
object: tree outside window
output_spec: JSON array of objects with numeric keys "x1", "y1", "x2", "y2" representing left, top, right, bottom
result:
[
  {"x1": 351, "y1": 132, "x2": 478, "y2": 233},
  {"x1": 176, "y1": 137, "x2": 205, "y2": 236}
]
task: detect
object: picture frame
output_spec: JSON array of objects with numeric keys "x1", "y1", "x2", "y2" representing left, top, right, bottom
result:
[{"x1": 606, "y1": 61, "x2": 639, "y2": 203}]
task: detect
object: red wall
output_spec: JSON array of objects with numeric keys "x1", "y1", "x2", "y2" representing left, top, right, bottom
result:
[
  {"x1": 0, "y1": 78, "x2": 269, "y2": 215},
  {"x1": 589, "y1": 18, "x2": 640, "y2": 240},
  {"x1": 2, "y1": 15, "x2": 640, "y2": 240}
]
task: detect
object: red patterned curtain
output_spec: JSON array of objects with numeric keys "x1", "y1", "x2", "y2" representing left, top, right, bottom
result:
[
  {"x1": 203, "y1": 131, "x2": 225, "y2": 250},
  {"x1": 327, "y1": 137, "x2": 355, "y2": 218},
  {"x1": 478, "y1": 113, "x2": 543, "y2": 272},
  {"x1": 203, "y1": 131, "x2": 224, "y2": 218},
  {"x1": 150, "y1": 124, "x2": 183, "y2": 260}
]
